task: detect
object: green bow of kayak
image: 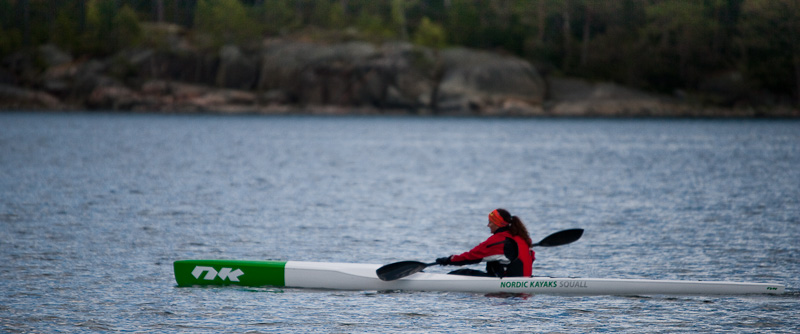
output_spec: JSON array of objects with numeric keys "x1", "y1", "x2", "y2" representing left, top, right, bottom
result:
[{"x1": 174, "y1": 260, "x2": 286, "y2": 287}]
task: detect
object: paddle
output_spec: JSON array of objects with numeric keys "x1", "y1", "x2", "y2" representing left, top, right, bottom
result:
[
  {"x1": 531, "y1": 228, "x2": 584, "y2": 247},
  {"x1": 376, "y1": 228, "x2": 584, "y2": 281}
]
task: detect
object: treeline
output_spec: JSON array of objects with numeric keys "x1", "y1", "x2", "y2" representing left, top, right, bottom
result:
[{"x1": 1, "y1": 0, "x2": 798, "y2": 105}]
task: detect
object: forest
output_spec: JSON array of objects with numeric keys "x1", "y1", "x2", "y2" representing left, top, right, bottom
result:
[{"x1": 1, "y1": 0, "x2": 798, "y2": 107}]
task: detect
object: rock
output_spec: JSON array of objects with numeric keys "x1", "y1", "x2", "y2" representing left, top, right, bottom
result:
[
  {"x1": 258, "y1": 40, "x2": 439, "y2": 111},
  {"x1": 483, "y1": 99, "x2": 546, "y2": 116},
  {"x1": 0, "y1": 68, "x2": 16, "y2": 85},
  {"x1": 5, "y1": 35, "x2": 793, "y2": 117},
  {"x1": 436, "y1": 48, "x2": 546, "y2": 115},
  {"x1": 549, "y1": 78, "x2": 657, "y2": 101},
  {"x1": 697, "y1": 71, "x2": 748, "y2": 106},
  {"x1": 222, "y1": 89, "x2": 257, "y2": 105},
  {"x1": 161, "y1": 81, "x2": 209, "y2": 100},
  {"x1": 259, "y1": 89, "x2": 290, "y2": 104},
  {"x1": 140, "y1": 23, "x2": 190, "y2": 53},
  {"x1": 546, "y1": 77, "x2": 688, "y2": 116},
  {"x1": 177, "y1": 88, "x2": 257, "y2": 113},
  {"x1": 40, "y1": 58, "x2": 113, "y2": 101},
  {"x1": 0, "y1": 84, "x2": 63, "y2": 109},
  {"x1": 116, "y1": 48, "x2": 218, "y2": 86},
  {"x1": 2, "y1": 51, "x2": 39, "y2": 85},
  {"x1": 87, "y1": 85, "x2": 147, "y2": 110},
  {"x1": 38, "y1": 44, "x2": 73, "y2": 68},
  {"x1": 178, "y1": 52, "x2": 219, "y2": 85},
  {"x1": 258, "y1": 41, "x2": 331, "y2": 95},
  {"x1": 74, "y1": 73, "x2": 119, "y2": 101},
  {"x1": 258, "y1": 40, "x2": 382, "y2": 106},
  {"x1": 140, "y1": 79, "x2": 172, "y2": 95},
  {"x1": 64, "y1": 59, "x2": 122, "y2": 104},
  {"x1": 42, "y1": 62, "x2": 78, "y2": 96},
  {"x1": 135, "y1": 79, "x2": 259, "y2": 112},
  {"x1": 216, "y1": 45, "x2": 258, "y2": 90},
  {"x1": 369, "y1": 42, "x2": 437, "y2": 110}
]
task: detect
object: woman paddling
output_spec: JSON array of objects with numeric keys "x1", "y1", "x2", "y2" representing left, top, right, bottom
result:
[{"x1": 435, "y1": 209, "x2": 534, "y2": 277}]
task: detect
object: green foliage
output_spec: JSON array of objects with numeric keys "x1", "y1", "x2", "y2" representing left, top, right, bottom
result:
[
  {"x1": 739, "y1": 0, "x2": 800, "y2": 97},
  {"x1": 85, "y1": 0, "x2": 118, "y2": 52},
  {"x1": 355, "y1": 7, "x2": 395, "y2": 40},
  {"x1": 390, "y1": 0, "x2": 411, "y2": 39},
  {"x1": 0, "y1": 26, "x2": 23, "y2": 56},
  {"x1": 85, "y1": 0, "x2": 142, "y2": 55},
  {"x1": 309, "y1": 0, "x2": 347, "y2": 30},
  {"x1": 0, "y1": 0, "x2": 24, "y2": 54},
  {"x1": 445, "y1": 0, "x2": 481, "y2": 47},
  {"x1": 413, "y1": 17, "x2": 446, "y2": 49},
  {"x1": 113, "y1": 6, "x2": 143, "y2": 49},
  {"x1": 642, "y1": 1, "x2": 719, "y2": 88},
  {"x1": 441, "y1": 0, "x2": 525, "y2": 54},
  {"x1": 194, "y1": 0, "x2": 261, "y2": 48},
  {"x1": 0, "y1": 0, "x2": 12, "y2": 28},
  {"x1": 52, "y1": 9, "x2": 81, "y2": 52},
  {"x1": 260, "y1": 0, "x2": 301, "y2": 35}
]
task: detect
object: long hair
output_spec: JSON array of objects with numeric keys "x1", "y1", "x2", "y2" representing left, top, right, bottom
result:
[{"x1": 496, "y1": 208, "x2": 532, "y2": 247}]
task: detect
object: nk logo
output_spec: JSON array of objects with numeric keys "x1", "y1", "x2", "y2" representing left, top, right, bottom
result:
[{"x1": 192, "y1": 266, "x2": 244, "y2": 282}]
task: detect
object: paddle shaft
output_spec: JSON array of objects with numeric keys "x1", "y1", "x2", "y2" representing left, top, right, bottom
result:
[{"x1": 376, "y1": 228, "x2": 583, "y2": 281}]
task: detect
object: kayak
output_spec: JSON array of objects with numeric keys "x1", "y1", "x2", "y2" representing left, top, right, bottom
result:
[{"x1": 173, "y1": 259, "x2": 785, "y2": 296}]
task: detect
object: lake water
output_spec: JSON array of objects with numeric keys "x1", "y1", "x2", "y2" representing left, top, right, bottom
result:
[{"x1": 1, "y1": 112, "x2": 798, "y2": 333}]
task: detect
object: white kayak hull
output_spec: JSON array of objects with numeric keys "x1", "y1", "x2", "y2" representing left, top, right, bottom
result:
[{"x1": 174, "y1": 260, "x2": 785, "y2": 296}]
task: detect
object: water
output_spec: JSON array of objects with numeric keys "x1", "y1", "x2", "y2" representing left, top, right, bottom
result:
[{"x1": 1, "y1": 113, "x2": 798, "y2": 333}]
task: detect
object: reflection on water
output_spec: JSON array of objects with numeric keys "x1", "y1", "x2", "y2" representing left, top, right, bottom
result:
[{"x1": 1, "y1": 113, "x2": 798, "y2": 332}]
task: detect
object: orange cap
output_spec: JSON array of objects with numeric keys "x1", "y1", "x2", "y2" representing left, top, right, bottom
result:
[{"x1": 488, "y1": 209, "x2": 508, "y2": 227}]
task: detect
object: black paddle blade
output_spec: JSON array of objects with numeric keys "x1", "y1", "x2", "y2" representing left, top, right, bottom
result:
[
  {"x1": 376, "y1": 261, "x2": 430, "y2": 281},
  {"x1": 534, "y1": 228, "x2": 584, "y2": 247}
]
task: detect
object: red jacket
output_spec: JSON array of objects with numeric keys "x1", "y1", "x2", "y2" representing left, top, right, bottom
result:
[{"x1": 450, "y1": 228, "x2": 534, "y2": 277}]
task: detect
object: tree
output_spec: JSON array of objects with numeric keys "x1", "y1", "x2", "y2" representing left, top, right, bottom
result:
[
  {"x1": 84, "y1": 0, "x2": 141, "y2": 54},
  {"x1": 445, "y1": 0, "x2": 480, "y2": 47},
  {"x1": 413, "y1": 17, "x2": 446, "y2": 49},
  {"x1": 52, "y1": 6, "x2": 80, "y2": 51},
  {"x1": 355, "y1": 2, "x2": 395, "y2": 40},
  {"x1": 0, "y1": 0, "x2": 22, "y2": 55},
  {"x1": 642, "y1": 0, "x2": 718, "y2": 90},
  {"x1": 261, "y1": 0, "x2": 300, "y2": 35},
  {"x1": 740, "y1": 0, "x2": 800, "y2": 104},
  {"x1": 580, "y1": 0, "x2": 594, "y2": 66},
  {"x1": 113, "y1": 5, "x2": 142, "y2": 50},
  {"x1": 391, "y1": 0, "x2": 412, "y2": 40},
  {"x1": 562, "y1": 0, "x2": 649, "y2": 85},
  {"x1": 510, "y1": 0, "x2": 554, "y2": 61},
  {"x1": 154, "y1": 0, "x2": 164, "y2": 22},
  {"x1": 194, "y1": 0, "x2": 261, "y2": 48},
  {"x1": 309, "y1": 0, "x2": 347, "y2": 30}
]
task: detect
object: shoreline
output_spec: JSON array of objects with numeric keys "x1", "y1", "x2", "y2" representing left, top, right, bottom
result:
[
  {"x1": 3, "y1": 41, "x2": 797, "y2": 119},
  {"x1": 3, "y1": 106, "x2": 798, "y2": 119}
]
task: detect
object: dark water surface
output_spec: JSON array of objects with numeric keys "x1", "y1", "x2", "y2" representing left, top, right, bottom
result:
[{"x1": 1, "y1": 113, "x2": 798, "y2": 333}]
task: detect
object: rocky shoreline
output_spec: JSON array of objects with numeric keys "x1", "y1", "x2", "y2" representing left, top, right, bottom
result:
[{"x1": 1, "y1": 39, "x2": 797, "y2": 118}]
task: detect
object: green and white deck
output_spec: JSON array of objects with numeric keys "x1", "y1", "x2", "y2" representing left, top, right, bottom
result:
[{"x1": 173, "y1": 260, "x2": 785, "y2": 296}]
